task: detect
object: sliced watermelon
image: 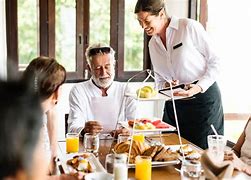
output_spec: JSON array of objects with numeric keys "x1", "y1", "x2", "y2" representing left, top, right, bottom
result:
[
  {"x1": 152, "y1": 120, "x2": 161, "y2": 126},
  {"x1": 155, "y1": 122, "x2": 170, "y2": 129},
  {"x1": 140, "y1": 118, "x2": 152, "y2": 124}
]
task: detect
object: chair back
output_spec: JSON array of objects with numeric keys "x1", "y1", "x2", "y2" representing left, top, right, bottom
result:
[{"x1": 65, "y1": 114, "x2": 69, "y2": 135}]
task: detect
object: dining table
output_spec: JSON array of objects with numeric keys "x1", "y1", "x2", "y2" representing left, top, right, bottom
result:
[{"x1": 57, "y1": 133, "x2": 250, "y2": 180}]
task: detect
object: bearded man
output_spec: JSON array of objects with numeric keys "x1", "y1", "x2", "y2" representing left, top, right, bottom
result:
[{"x1": 68, "y1": 43, "x2": 136, "y2": 137}]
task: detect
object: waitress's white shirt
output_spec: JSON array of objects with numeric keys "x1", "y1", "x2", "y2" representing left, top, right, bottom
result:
[
  {"x1": 149, "y1": 16, "x2": 220, "y2": 92},
  {"x1": 68, "y1": 80, "x2": 136, "y2": 133}
]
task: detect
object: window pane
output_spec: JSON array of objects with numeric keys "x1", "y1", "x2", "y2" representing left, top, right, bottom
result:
[
  {"x1": 18, "y1": 0, "x2": 38, "y2": 71},
  {"x1": 56, "y1": 0, "x2": 76, "y2": 71},
  {"x1": 89, "y1": 0, "x2": 110, "y2": 45},
  {"x1": 124, "y1": 0, "x2": 144, "y2": 71}
]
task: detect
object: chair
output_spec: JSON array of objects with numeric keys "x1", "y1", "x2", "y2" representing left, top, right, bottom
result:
[{"x1": 65, "y1": 114, "x2": 69, "y2": 135}]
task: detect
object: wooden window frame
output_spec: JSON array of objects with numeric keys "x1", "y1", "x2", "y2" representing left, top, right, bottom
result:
[{"x1": 6, "y1": 0, "x2": 198, "y2": 82}]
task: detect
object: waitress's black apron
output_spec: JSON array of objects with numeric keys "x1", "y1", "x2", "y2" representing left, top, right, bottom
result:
[{"x1": 162, "y1": 82, "x2": 224, "y2": 149}]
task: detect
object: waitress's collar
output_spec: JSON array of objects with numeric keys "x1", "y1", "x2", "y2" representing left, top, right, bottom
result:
[
  {"x1": 168, "y1": 16, "x2": 179, "y2": 30},
  {"x1": 152, "y1": 16, "x2": 179, "y2": 41}
]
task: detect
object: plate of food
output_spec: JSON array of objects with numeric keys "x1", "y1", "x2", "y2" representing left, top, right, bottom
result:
[
  {"x1": 113, "y1": 141, "x2": 201, "y2": 168},
  {"x1": 120, "y1": 119, "x2": 176, "y2": 132},
  {"x1": 125, "y1": 85, "x2": 171, "y2": 101},
  {"x1": 63, "y1": 153, "x2": 106, "y2": 175},
  {"x1": 113, "y1": 140, "x2": 180, "y2": 168}
]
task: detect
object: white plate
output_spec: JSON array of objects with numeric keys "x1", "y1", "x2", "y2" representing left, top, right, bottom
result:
[
  {"x1": 125, "y1": 92, "x2": 170, "y2": 101},
  {"x1": 119, "y1": 121, "x2": 176, "y2": 133},
  {"x1": 63, "y1": 153, "x2": 106, "y2": 174},
  {"x1": 127, "y1": 144, "x2": 201, "y2": 168}
]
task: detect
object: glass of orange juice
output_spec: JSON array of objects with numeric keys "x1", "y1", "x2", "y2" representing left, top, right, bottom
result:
[
  {"x1": 132, "y1": 133, "x2": 144, "y2": 143},
  {"x1": 66, "y1": 133, "x2": 79, "y2": 153},
  {"x1": 135, "y1": 155, "x2": 151, "y2": 180}
]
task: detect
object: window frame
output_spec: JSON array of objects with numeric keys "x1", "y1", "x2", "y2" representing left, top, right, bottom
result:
[{"x1": 6, "y1": 0, "x2": 198, "y2": 82}]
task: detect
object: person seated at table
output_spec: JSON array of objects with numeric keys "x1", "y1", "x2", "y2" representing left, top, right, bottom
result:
[
  {"x1": 68, "y1": 43, "x2": 136, "y2": 137},
  {"x1": 0, "y1": 80, "x2": 84, "y2": 180},
  {"x1": 22, "y1": 56, "x2": 66, "y2": 174},
  {"x1": 0, "y1": 80, "x2": 48, "y2": 180},
  {"x1": 225, "y1": 118, "x2": 251, "y2": 175}
]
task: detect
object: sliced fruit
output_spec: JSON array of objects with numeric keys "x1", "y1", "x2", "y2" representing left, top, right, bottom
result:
[{"x1": 155, "y1": 122, "x2": 169, "y2": 129}]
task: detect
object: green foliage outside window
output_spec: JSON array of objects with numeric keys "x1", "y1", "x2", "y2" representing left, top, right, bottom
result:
[{"x1": 18, "y1": 0, "x2": 38, "y2": 69}]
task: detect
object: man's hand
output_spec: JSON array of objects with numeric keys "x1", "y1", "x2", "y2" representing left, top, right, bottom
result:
[
  {"x1": 111, "y1": 127, "x2": 130, "y2": 138},
  {"x1": 83, "y1": 121, "x2": 103, "y2": 134},
  {"x1": 173, "y1": 84, "x2": 202, "y2": 97}
]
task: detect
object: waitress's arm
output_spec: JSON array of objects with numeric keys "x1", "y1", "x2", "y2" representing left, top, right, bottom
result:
[{"x1": 189, "y1": 20, "x2": 220, "y2": 93}]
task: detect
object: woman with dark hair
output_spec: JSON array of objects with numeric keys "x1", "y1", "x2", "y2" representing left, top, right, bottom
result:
[
  {"x1": 134, "y1": 0, "x2": 224, "y2": 149},
  {"x1": 0, "y1": 80, "x2": 47, "y2": 180},
  {"x1": 23, "y1": 56, "x2": 66, "y2": 173}
]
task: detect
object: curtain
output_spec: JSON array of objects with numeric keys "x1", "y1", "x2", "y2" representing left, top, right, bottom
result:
[{"x1": 0, "y1": 0, "x2": 7, "y2": 80}]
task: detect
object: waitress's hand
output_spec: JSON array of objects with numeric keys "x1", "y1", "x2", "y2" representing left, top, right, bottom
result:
[
  {"x1": 83, "y1": 121, "x2": 103, "y2": 134},
  {"x1": 173, "y1": 84, "x2": 202, "y2": 97}
]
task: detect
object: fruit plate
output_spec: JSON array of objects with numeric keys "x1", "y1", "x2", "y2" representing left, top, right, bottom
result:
[
  {"x1": 61, "y1": 153, "x2": 106, "y2": 174},
  {"x1": 119, "y1": 120, "x2": 176, "y2": 133}
]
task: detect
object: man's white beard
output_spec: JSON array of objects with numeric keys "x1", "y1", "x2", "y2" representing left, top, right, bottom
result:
[{"x1": 92, "y1": 72, "x2": 115, "y2": 88}]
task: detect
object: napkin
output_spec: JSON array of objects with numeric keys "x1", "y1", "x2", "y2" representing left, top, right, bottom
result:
[{"x1": 201, "y1": 150, "x2": 234, "y2": 180}]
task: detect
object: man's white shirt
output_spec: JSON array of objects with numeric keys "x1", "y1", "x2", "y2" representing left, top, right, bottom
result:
[{"x1": 68, "y1": 80, "x2": 136, "y2": 133}]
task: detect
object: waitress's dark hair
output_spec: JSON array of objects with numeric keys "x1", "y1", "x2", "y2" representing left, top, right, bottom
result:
[
  {"x1": 22, "y1": 56, "x2": 66, "y2": 101},
  {"x1": 0, "y1": 80, "x2": 42, "y2": 179},
  {"x1": 134, "y1": 0, "x2": 166, "y2": 15}
]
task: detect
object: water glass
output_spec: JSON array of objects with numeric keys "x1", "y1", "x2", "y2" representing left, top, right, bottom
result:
[
  {"x1": 207, "y1": 135, "x2": 226, "y2": 161},
  {"x1": 135, "y1": 155, "x2": 151, "y2": 180},
  {"x1": 84, "y1": 133, "x2": 99, "y2": 153},
  {"x1": 181, "y1": 160, "x2": 202, "y2": 180},
  {"x1": 117, "y1": 134, "x2": 130, "y2": 144},
  {"x1": 66, "y1": 133, "x2": 79, "y2": 153},
  {"x1": 105, "y1": 153, "x2": 115, "y2": 174}
]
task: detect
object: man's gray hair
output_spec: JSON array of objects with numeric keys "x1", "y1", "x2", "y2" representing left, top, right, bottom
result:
[{"x1": 85, "y1": 43, "x2": 116, "y2": 65}]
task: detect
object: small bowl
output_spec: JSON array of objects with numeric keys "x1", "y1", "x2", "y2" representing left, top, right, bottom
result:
[{"x1": 85, "y1": 172, "x2": 114, "y2": 180}]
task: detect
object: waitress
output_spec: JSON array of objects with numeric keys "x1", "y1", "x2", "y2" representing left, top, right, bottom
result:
[{"x1": 134, "y1": 0, "x2": 223, "y2": 149}]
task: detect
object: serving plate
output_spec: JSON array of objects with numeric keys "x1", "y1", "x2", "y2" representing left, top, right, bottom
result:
[
  {"x1": 127, "y1": 144, "x2": 201, "y2": 168},
  {"x1": 125, "y1": 92, "x2": 170, "y2": 101},
  {"x1": 119, "y1": 121, "x2": 176, "y2": 133}
]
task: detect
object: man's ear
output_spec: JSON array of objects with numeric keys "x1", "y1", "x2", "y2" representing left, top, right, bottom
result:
[{"x1": 159, "y1": 8, "x2": 166, "y2": 18}]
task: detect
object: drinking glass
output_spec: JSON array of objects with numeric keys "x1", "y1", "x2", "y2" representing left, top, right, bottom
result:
[
  {"x1": 66, "y1": 133, "x2": 79, "y2": 153},
  {"x1": 207, "y1": 135, "x2": 226, "y2": 161},
  {"x1": 84, "y1": 133, "x2": 99, "y2": 153},
  {"x1": 135, "y1": 155, "x2": 151, "y2": 180},
  {"x1": 117, "y1": 134, "x2": 130, "y2": 144},
  {"x1": 180, "y1": 160, "x2": 202, "y2": 180},
  {"x1": 105, "y1": 153, "x2": 115, "y2": 174},
  {"x1": 132, "y1": 133, "x2": 144, "y2": 143}
]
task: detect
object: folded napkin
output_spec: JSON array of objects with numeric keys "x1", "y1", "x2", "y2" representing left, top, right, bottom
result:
[{"x1": 201, "y1": 150, "x2": 234, "y2": 180}]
